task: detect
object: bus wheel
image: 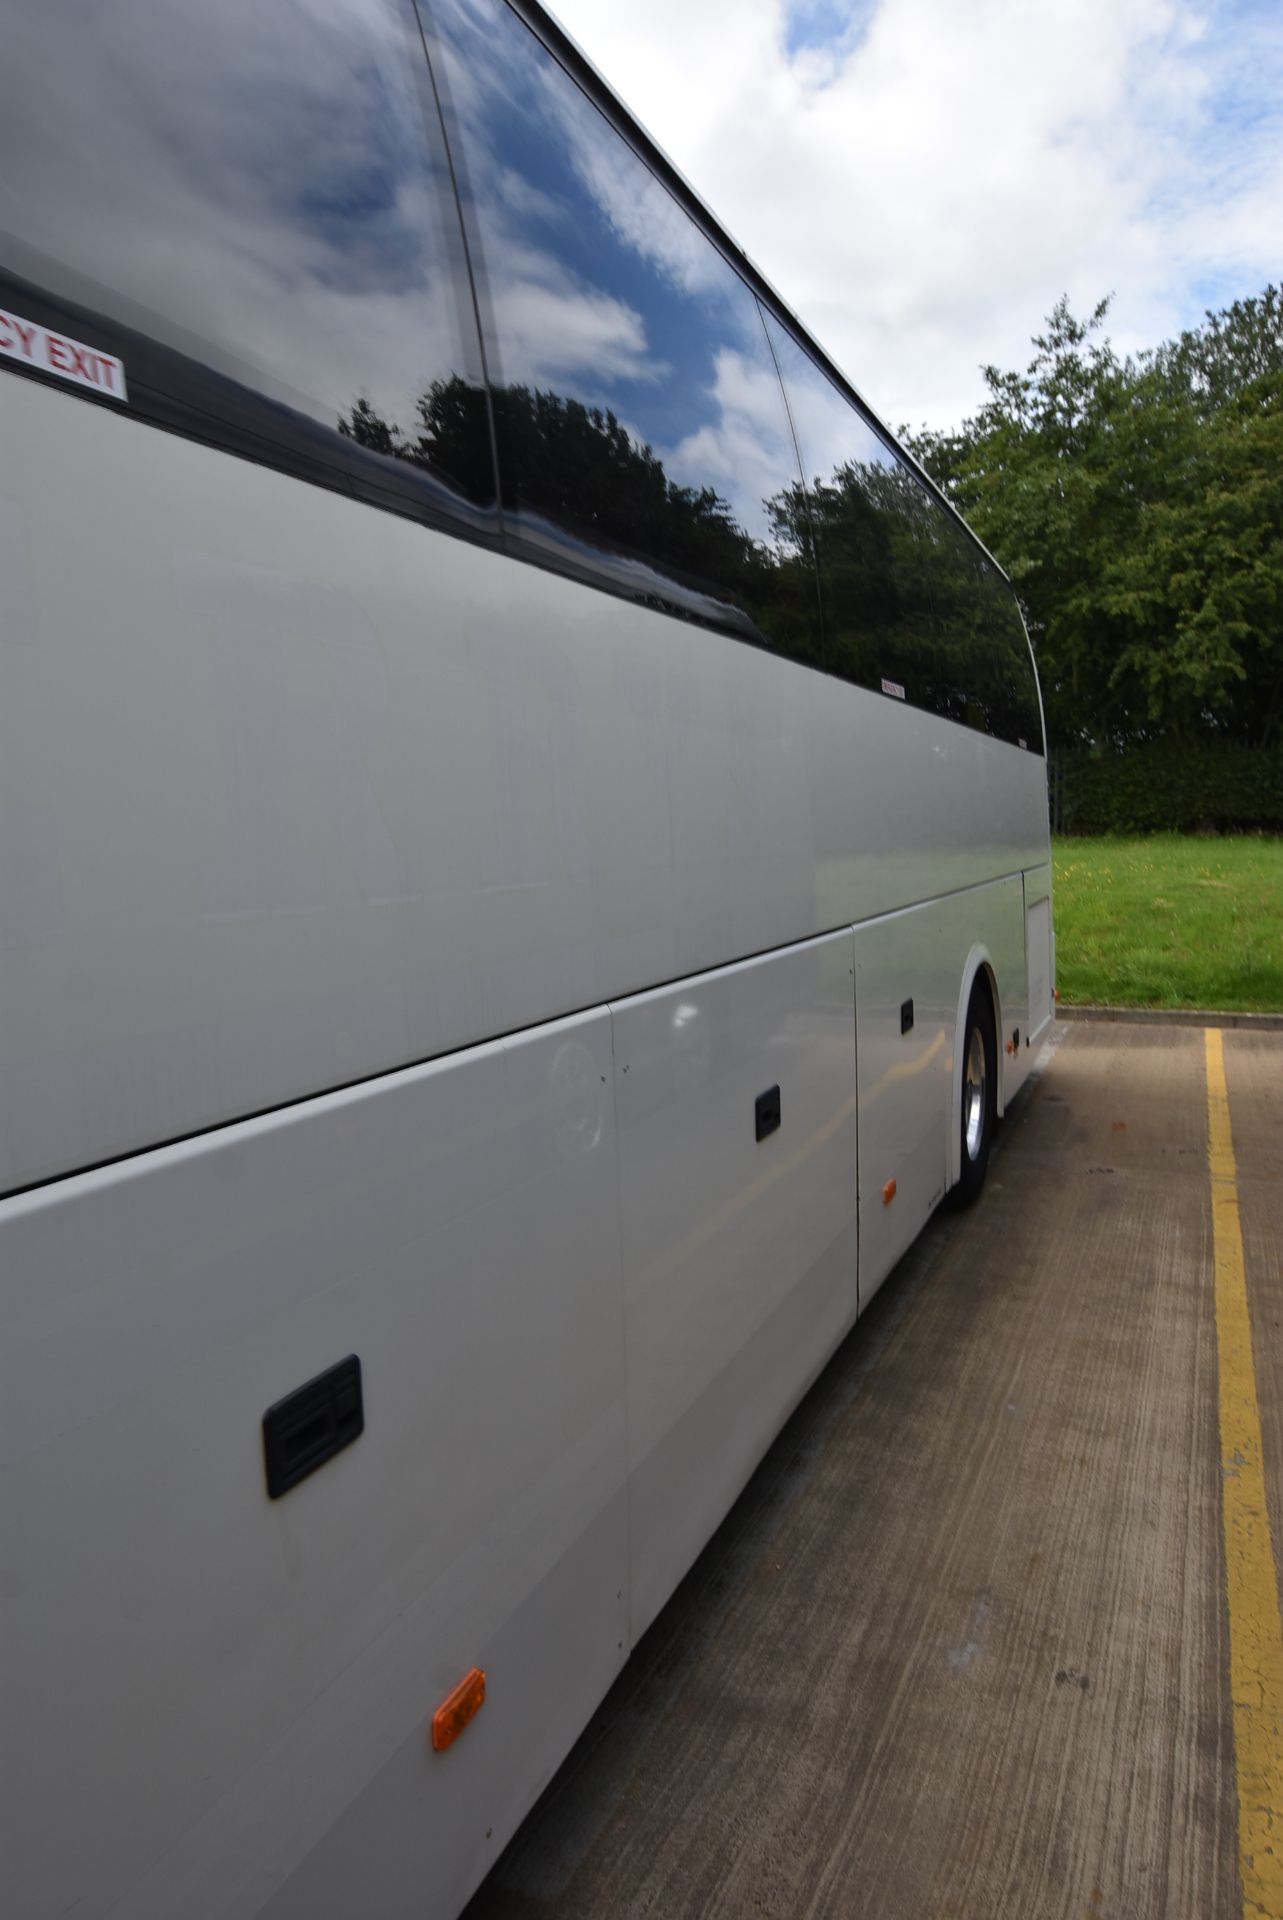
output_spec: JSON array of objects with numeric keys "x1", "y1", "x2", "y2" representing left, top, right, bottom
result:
[{"x1": 950, "y1": 981, "x2": 996, "y2": 1209}]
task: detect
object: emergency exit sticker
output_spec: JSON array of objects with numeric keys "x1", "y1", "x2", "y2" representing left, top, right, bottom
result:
[{"x1": 0, "y1": 307, "x2": 127, "y2": 402}]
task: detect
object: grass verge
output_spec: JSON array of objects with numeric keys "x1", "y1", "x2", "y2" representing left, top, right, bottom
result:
[{"x1": 1051, "y1": 834, "x2": 1283, "y2": 1012}]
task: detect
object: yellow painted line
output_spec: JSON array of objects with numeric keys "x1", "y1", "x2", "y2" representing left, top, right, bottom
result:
[{"x1": 1206, "y1": 1027, "x2": 1283, "y2": 1918}]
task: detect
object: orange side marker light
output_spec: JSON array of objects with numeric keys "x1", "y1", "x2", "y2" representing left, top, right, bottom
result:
[
  {"x1": 431, "y1": 1666, "x2": 486, "y2": 1752},
  {"x1": 882, "y1": 1178, "x2": 897, "y2": 1206}
]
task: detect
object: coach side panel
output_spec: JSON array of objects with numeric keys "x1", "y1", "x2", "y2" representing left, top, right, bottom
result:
[{"x1": 0, "y1": 378, "x2": 1049, "y2": 1194}]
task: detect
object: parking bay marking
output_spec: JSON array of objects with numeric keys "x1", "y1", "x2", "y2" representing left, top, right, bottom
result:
[{"x1": 1206, "y1": 1026, "x2": 1283, "y2": 1918}]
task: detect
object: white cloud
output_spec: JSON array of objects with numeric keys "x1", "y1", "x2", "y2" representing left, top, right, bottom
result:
[
  {"x1": 665, "y1": 348, "x2": 800, "y2": 537},
  {"x1": 487, "y1": 275, "x2": 662, "y2": 388},
  {"x1": 547, "y1": 0, "x2": 1283, "y2": 429},
  {"x1": 542, "y1": 65, "x2": 733, "y2": 299},
  {"x1": 782, "y1": 344, "x2": 889, "y2": 482}
]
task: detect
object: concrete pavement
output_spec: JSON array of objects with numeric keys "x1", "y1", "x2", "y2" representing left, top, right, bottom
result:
[{"x1": 465, "y1": 1022, "x2": 1282, "y2": 1920}]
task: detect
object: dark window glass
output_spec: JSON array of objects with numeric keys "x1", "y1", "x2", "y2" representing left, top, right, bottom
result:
[
  {"x1": 763, "y1": 313, "x2": 1043, "y2": 752},
  {"x1": 426, "y1": 0, "x2": 820, "y2": 645},
  {"x1": 919, "y1": 512, "x2": 1044, "y2": 751},
  {"x1": 0, "y1": 0, "x2": 493, "y2": 520}
]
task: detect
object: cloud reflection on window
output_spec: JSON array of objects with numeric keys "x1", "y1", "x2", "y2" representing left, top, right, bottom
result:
[
  {"x1": 432, "y1": 0, "x2": 806, "y2": 616},
  {"x1": 3, "y1": 0, "x2": 480, "y2": 455},
  {"x1": 2, "y1": 0, "x2": 1042, "y2": 746}
]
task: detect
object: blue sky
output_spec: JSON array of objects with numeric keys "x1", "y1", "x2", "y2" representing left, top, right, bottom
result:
[
  {"x1": 550, "y1": 0, "x2": 1283, "y2": 430},
  {"x1": 784, "y1": 0, "x2": 877, "y2": 56}
]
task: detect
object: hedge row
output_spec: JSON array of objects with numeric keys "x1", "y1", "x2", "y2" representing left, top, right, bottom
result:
[{"x1": 1054, "y1": 742, "x2": 1283, "y2": 835}]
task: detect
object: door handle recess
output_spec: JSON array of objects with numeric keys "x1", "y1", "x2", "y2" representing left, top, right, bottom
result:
[
  {"x1": 755, "y1": 1085, "x2": 781, "y2": 1142},
  {"x1": 263, "y1": 1355, "x2": 364, "y2": 1499}
]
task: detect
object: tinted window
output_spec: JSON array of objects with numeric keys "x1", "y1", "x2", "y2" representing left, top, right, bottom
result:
[
  {"x1": 920, "y1": 514, "x2": 1044, "y2": 751},
  {"x1": 0, "y1": 0, "x2": 493, "y2": 519},
  {"x1": 763, "y1": 313, "x2": 1042, "y2": 751},
  {"x1": 426, "y1": 0, "x2": 819, "y2": 643}
]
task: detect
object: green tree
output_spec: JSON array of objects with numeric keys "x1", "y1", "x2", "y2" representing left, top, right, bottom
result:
[
  {"x1": 339, "y1": 375, "x2": 819, "y2": 654},
  {"x1": 768, "y1": 456, "x2": 1036, "y2": 741},
  {"x1": 1153, "y1": 285, "x2": 1283, "y2": 414},
  {"x1": 907, "y1": 289, "x2": 1283, "y2": 750}
]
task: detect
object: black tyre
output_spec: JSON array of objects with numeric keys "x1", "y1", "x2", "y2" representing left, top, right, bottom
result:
[{"x1": 949, "y1": 981, "x2": 996, "y2": 1209}]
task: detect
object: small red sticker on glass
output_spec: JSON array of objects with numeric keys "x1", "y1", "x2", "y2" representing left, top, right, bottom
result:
[
  {"x1": 880, "y1": 677, "x2": 905, "y2": 700},
  {"x1": 0, "y1": 307, "x2": 127, "y2": 403}
]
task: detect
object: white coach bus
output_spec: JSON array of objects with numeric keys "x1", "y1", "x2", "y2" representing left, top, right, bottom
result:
[{"x1": 0, "y1": 1, "x2": 1053, "y2": 1914}]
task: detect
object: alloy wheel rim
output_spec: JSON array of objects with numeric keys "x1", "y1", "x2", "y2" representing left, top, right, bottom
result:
[{"x1": 963, "y1": 1026, "x2": 987, "y2": 1161}]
